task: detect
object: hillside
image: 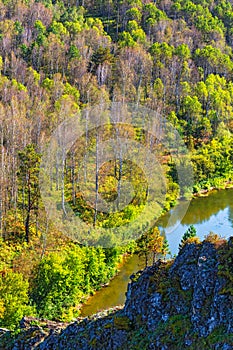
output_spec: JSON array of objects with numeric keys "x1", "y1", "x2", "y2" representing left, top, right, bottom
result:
[
  {"x1": 2, "y1": 0, "x2": 233, "y2": 333},
  {"x1": 1, "y1": 237, "x2": 233, "y2": 349}
]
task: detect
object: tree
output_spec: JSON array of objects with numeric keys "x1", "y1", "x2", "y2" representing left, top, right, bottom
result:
[
  {"x1": 195, "y1": 45, "x2": 233, "y2": 80},
  {"x1": 161, "y1": 238, "x2": 171, "y2": 260},
  {"x1": 0, "y1": 271, "x2": 34, "y2": 329},
  {"x1": 89, "y1": 46, "x2": 112, "y2": 86},
  {"x1": 17, "y1": 144, "x2": 41, "y2": 243},
  {"x1": 30, "y1": 249, "x2": 85, "y2": 320},
  {"x1": 137, "y1": 227, "x2": 164, "y2": 267},
  {"x1": 179, "y1": 225, "x2": 200, "y2": 249}
]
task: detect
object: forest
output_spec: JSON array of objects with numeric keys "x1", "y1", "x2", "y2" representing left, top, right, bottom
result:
[{"x1": 1, "y1": 0, "x2": 233, "y2": 329}]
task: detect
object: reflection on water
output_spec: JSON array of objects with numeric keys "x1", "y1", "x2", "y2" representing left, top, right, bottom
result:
[
  {"x1": 158, "y1": 188, "x2": 233, "y2": 255},
  {"x1": 80, "y1": 254, "x2": 144, "y2": 317},
  {"x1": 81, "y1": 189, "x2": 233, "y2": 316}
]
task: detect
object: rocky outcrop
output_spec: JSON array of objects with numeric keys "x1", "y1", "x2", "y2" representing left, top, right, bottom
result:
[
  {"x1": 124, "y1": 239, "x2": 233, "y2": 348},
  {"x1": 1, "y1": 238, "x2": 233, "y2": 349},
  {"x1": 124, "y1": 240, "x2": 233, "y2": 338}
]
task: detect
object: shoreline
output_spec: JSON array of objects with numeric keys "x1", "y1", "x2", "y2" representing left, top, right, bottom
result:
[
  {"x1": 192, "y1": 181, "x2": 233, "y2": 198},
  {"x1": 78, "y1": 253, "x2": 133, "y2": 315}
]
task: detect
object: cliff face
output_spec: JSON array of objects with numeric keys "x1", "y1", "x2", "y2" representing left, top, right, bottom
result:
[
  {"x1": 125, "y1": 239, "x2": 233, "y2": 338},
  {"x1": 1, "y1": 238, "x2": 233, "y2": 350},
  {"x1": 124, "y1": 239, "x2": 233, "y2": 349}
]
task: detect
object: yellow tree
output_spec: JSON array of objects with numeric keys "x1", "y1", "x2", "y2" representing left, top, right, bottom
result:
[{"x1": 137, "y1": 227, "x2": 164, "y2": 267}]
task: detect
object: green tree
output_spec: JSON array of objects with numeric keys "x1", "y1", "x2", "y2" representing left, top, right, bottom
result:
[
  {"x1": 17, "y1": 144, "x2": 41, "y2": 243},
  {"x1": 0, "y1": 271, "x2": 34, "y2": 329},
  {"x1": 126, "y1": 7, "x2": 142, "y2": 23},
  {"x1": 30, "y1": 247, "x2": 86, "y2": 321},
  {"x1": 84, "y1": 247, "x2": 108, "y2": 292},
  {"x1": 161, "y1": 238, "x2": 171, "y2": 260},
  {"x1": 179, "y1": 225, "x2": 200, "y2": 249}
]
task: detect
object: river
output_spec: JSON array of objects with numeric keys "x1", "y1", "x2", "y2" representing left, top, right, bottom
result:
[{"x1": 80, "y1": 188, "x2": 233, "y2": 317}]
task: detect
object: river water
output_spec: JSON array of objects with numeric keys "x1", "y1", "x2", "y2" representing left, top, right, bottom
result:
[{"x1": 80, "y1": 188, "x2": 233, "y2": 317}]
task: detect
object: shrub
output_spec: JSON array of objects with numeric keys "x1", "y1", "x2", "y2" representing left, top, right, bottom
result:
[
  {"x1": 204, "y1": 231, "x2": 221, "y2": 243},
  {"x1": 0, "y1": 271, "x2": 34, "y2": 329}
]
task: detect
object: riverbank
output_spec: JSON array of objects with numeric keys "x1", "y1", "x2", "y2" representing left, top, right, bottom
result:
[
  {"x1": 193, "y1": 180, "x2": 233, "y2": 197},
  {"x1": 80, "y1": 254, "x2": 143, "y2": 317}
]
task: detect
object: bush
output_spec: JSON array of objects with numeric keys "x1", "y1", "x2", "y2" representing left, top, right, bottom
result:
[
  {"x1": 30, "y1": 247, "x2": 86, "y2": 321},
  {"x1": 0, "y1": 271, "x2": 34, "y2": 329},
  {"x1": 30, "y1": 244, "x2": 123, "y2": 321},
  {"x1": 204, "y1": 232, "x2": 221, "y2": 243}
]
